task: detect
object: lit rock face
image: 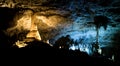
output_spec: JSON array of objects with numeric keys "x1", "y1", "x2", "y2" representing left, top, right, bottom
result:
[
  {"x1": 33, "y1": 11, "x2": 71, "y2": 41},
  {"x1": 26, "y1": 19, "x2": 42, "y2": 41},
  {"x1": 25, "y1": 11, "x2": 42, "y2": 41}
]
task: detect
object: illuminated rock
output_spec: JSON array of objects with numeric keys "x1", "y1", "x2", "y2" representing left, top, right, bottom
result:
[
  {"x1": 26, "y1": 14, "x2": 41, "y2": 41},
  {"x1": 26, "y1": 30, "x2": 41, "y2": 41},
  {"x1": 14, "y1": 40, "x2": 27, "y2": 48}
]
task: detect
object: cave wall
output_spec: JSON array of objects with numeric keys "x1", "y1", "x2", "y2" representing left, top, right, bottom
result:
[{"x1": 0, "y1": 0, "x2": 120, "y2": 54}]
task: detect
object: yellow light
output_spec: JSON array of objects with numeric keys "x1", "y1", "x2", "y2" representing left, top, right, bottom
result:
[
  {"x1": 26, "y1": 30, "x2": 41, "y2": 41},
  {"x1": 36, "y1": 16, "x2": 55, "y2": 27},
  {"x1": 15, "y1": 40, "x2": 27, "y2": 48},
  {"x1": 16, "y1": 11, "x2": 32, "y2": 30}
]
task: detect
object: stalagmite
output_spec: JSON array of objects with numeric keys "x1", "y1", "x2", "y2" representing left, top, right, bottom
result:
[{"x1": 26, "y1": 14, "x2": 41, "y2": 41}]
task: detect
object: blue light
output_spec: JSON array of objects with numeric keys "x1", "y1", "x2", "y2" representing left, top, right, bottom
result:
[{"x1": 69, "y1": 45, "x2": 78, "y2": 50}]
